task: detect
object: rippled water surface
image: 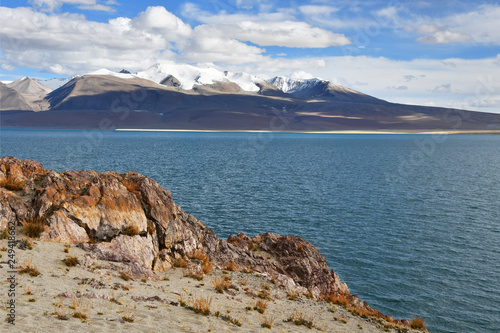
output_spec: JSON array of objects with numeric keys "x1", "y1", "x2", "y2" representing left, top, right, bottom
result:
[{"x1": 1, "y1": 129, "x2": 499, "y2": 333}]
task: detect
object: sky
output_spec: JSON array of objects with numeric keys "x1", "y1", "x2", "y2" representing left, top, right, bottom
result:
[{"x1": 0, "y1": 0, "x2": 499, "y2": 113}]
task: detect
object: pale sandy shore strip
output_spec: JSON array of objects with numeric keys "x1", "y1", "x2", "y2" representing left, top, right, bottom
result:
[{"x1": 115, "y1": 128, "x2": 500, "y2": 135}]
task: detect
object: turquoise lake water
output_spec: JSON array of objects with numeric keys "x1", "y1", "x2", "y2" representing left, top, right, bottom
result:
[{"x1": 1, "y1": 129, "x2": 499, "y2": 333}]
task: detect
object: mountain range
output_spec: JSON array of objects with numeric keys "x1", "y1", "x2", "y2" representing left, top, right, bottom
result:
[{"x1": 1, "y1": 62, "x2": 500, "y2": 132}]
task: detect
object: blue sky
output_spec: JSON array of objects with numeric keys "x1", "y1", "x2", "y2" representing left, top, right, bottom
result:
[{"x1": 1, "y1": 0, "x2": 499, "y2": 112}]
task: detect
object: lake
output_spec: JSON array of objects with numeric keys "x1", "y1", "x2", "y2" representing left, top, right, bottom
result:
[{"x1": 1, "y1": 129, "x2": 499, "y2": 333}]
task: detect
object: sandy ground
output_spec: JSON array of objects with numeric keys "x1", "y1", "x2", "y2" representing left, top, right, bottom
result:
[{"x1": 0, "y1": 235, "x2": 425, "y2": 333}]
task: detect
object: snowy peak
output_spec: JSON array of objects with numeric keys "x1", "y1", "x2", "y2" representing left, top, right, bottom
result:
[
  {"x1": 268, "y1": 76, "x2": 325, "y2": 94},
  {"x1": 136, "y1": 63, "x2": 264, "y2": 92},
  {"x1": 88, "y1": 68, "x2": 138, "y2": 80},
  {"x1": 24, "y1": 62, "x2": 384, "y2": 104},
  {"x1": 268, "y1": 76, "x2": 385, "y2": 104},
  {"x1": 33, "y1": 77, "x2": 76, "y2": 91}
]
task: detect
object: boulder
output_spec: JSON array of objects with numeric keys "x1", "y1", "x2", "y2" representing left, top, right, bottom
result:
[{"x1": 40, "y1": 210, "x2": 89, "y2": 243}]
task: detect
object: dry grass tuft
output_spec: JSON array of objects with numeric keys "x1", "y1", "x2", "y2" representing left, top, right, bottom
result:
[
  {"x1": 254, "y1": 299, "x2": 267, "y2": 314},
  {"x1": 202, "y1": 260, "x2": 214, "y2": 275},
  {"x1": 177, "y1": 294, "x2": 187, "y2": 307},
  {"x1": 260, "y1": 314, "x2": 275, "y2": 329},
  {"x1": 191, "y1": 295, "x2": 212, "y2": 316},
  {"x1": 0, "y1": 177, "x2": 25, "y2": 191},
  {"x1": 224, "y1": 261, "x2": 239, "y2": 271},
  {"x1": 19, "y1": 258, "x2": 40, "y2": 277},
  {"x1": 63, "y1": 245, "x2": 70, "y2": 253},
  {"x1": 173, "y1": 257, "x2": 188, "y2": 268},
  {"x1": 62, "y1": 256, "x2": 79, "y2": 267},
  {"x1": 189, "y1": 249, "x2": 209, "y2": 262},
  {"x1": 257, "y1": 289, "x2": 271, "y2": 300},
  {"x1": 71, "y1": 297, "x2": 91, "y2": 322},
  {"x1": 326, "y1": 293, "x2": 350, "y2": 308},
  {"x1": 287, "y1": 290, "x2": 299, "y2": 300},
  {"x1": 0, "y1": 229, "x2": 8, "y2": 240},
  {"x1": 119, "y1": 271, "x2": 132, "y2": 281},
  {"x1": 211, "y1": 276, "x2": 231, "y2": 294},
  {"x1": 183, "y1": 265, "x2": 205, "y2": 281},
  {"x1": 21, "y1": 215, "x2": 46, "y2": 238},
  {"x1": 122, "y1": 304, "x2": 137, "y2": 323},
  {"x1": 122, "y1": 225, "x2": 140, "y2": 236},
  {"x1": 350, "y1": 305, "x2": 378, "y2": 318},
  {"x1": 286, "y1": 309, "x2": 315, "y2": 329},
  {"x1": 53, "y1": 299, "x2": 69, "y2": 320},
  {"x1": 410, "y1": 317, "x2": 426, "y2": 330}
]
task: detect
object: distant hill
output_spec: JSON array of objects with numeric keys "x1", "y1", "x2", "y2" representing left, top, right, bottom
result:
[
  {"x1": 0, "y1": 82, "x2": 33, "y2": 110},
  {"x1": 7, "y1": 78, "x2": 51, "y2": 111},
  {"x1": 7, "y1": 77, "x2": 52, "y2": 95},
  {"x1": 2, "y1": 63, "x2": 500, "y2": 132}
]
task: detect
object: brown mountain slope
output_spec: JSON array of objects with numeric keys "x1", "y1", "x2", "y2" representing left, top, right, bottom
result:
[
  {"x1": 7, "y1": 78, "x2": 51, "y2": 111},
  {"x1": 2, "y1": 75, "x2": 500, "y2": 132},
  {"x1": 0, "y1": 82, "x2": 32, "y2": 110}
]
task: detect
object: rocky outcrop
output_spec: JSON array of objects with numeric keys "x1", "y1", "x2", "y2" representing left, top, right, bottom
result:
[
  {"x1": 160, "y1": 75, "x2": 181, "y2": 88},
  {"x1": 0, "y1": 156, "x2": 349, "y2": 298}
]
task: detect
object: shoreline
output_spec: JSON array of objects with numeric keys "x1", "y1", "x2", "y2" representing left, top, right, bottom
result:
[
  {"x1": 114, "y1": 128, "x2": 500, "y2": 135},
  {"x1": 2, "y1": 127, "x2": 500, "y2": 134}
]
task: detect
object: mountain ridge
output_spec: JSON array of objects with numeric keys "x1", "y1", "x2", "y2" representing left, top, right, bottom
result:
[{"x1": 1, "y1": 62, "x2": 500, "y2": 132}]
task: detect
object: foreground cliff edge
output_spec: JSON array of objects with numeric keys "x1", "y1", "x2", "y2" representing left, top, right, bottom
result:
[{"x1": 0, "y1": 157, "x2": 428, "y2": 332}]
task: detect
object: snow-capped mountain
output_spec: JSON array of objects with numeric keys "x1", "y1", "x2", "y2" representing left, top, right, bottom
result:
[
  {"x1": 267, "y1": 76, "x2": 326, "y2": 94},
  {"x1": 33, "y1": 77, "x2": 75, "y2": 90},
  {"x1": 268, "y1": 76, "x2": 385, "y2": 104},
  {"x1": 4, "y1": 61, "x2": 500, "y2": 132},
  {"x1": 135, "y1": 63, "x2": 265, "y2": 92},
  {"x1": 88, "y1": 68, "x2": 138, "y2": 80}
]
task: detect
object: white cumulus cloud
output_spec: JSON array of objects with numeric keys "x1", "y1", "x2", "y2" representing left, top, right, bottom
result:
[
  {"x1": 417, "y1": 29, "x2": 472, "y2": 44},
  {"x1": 0, "y1": 6, "x2": 191, "y2": 74},
  {"x1": 195, "y1": 21, "x2": 350, "y2": 48},
  {"x1": 413, "y1": 4, "x2": 500, "y2": 44}
]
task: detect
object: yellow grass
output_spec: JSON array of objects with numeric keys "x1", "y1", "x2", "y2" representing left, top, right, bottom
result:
[
  {"x1": 191, "y1": 295, "x2": 212, "y2": 316},
  {"x1": 326, "y1": 293, "x2": 350, "y2": 307},
  {"x1": 202, "y1": 260, "x2": 214, "y2": 275},
  {"x1": 19, "y1": 258, "x2": 40, "y2": 277},
  {"x1": 224, "y1": 261, "x2": 239, "y2": 271},
  {"x1": 62, "y1": 256, "x2": 79, "y2": 267},
  {"x1": 173, "y1": 257, "x2": 188, "y2": 268},
  {"x1": 254, "y1": 300, "x2": 267, "y2": 314},
  {"x1": 211, "y1": 276, "x2": 231, "y2": 293},
  {"x1": 287, "y1": 309, "x2": 314, "y2": 329},
  {"x1": 21, "y1": 215, "x2": 46, "y2": 238},
  {"x1": 71, "y1": 297, "x2": 91, "y2": 322},
  {"x1": 410, "y1": 317, "x2": 426, "y2": 330},
  {"x1": 260, "y1": 314, "x2": 275, "y2": 329},
  {"x1": 189, "y1": 249, "x2": 209, "y2": 262}
]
